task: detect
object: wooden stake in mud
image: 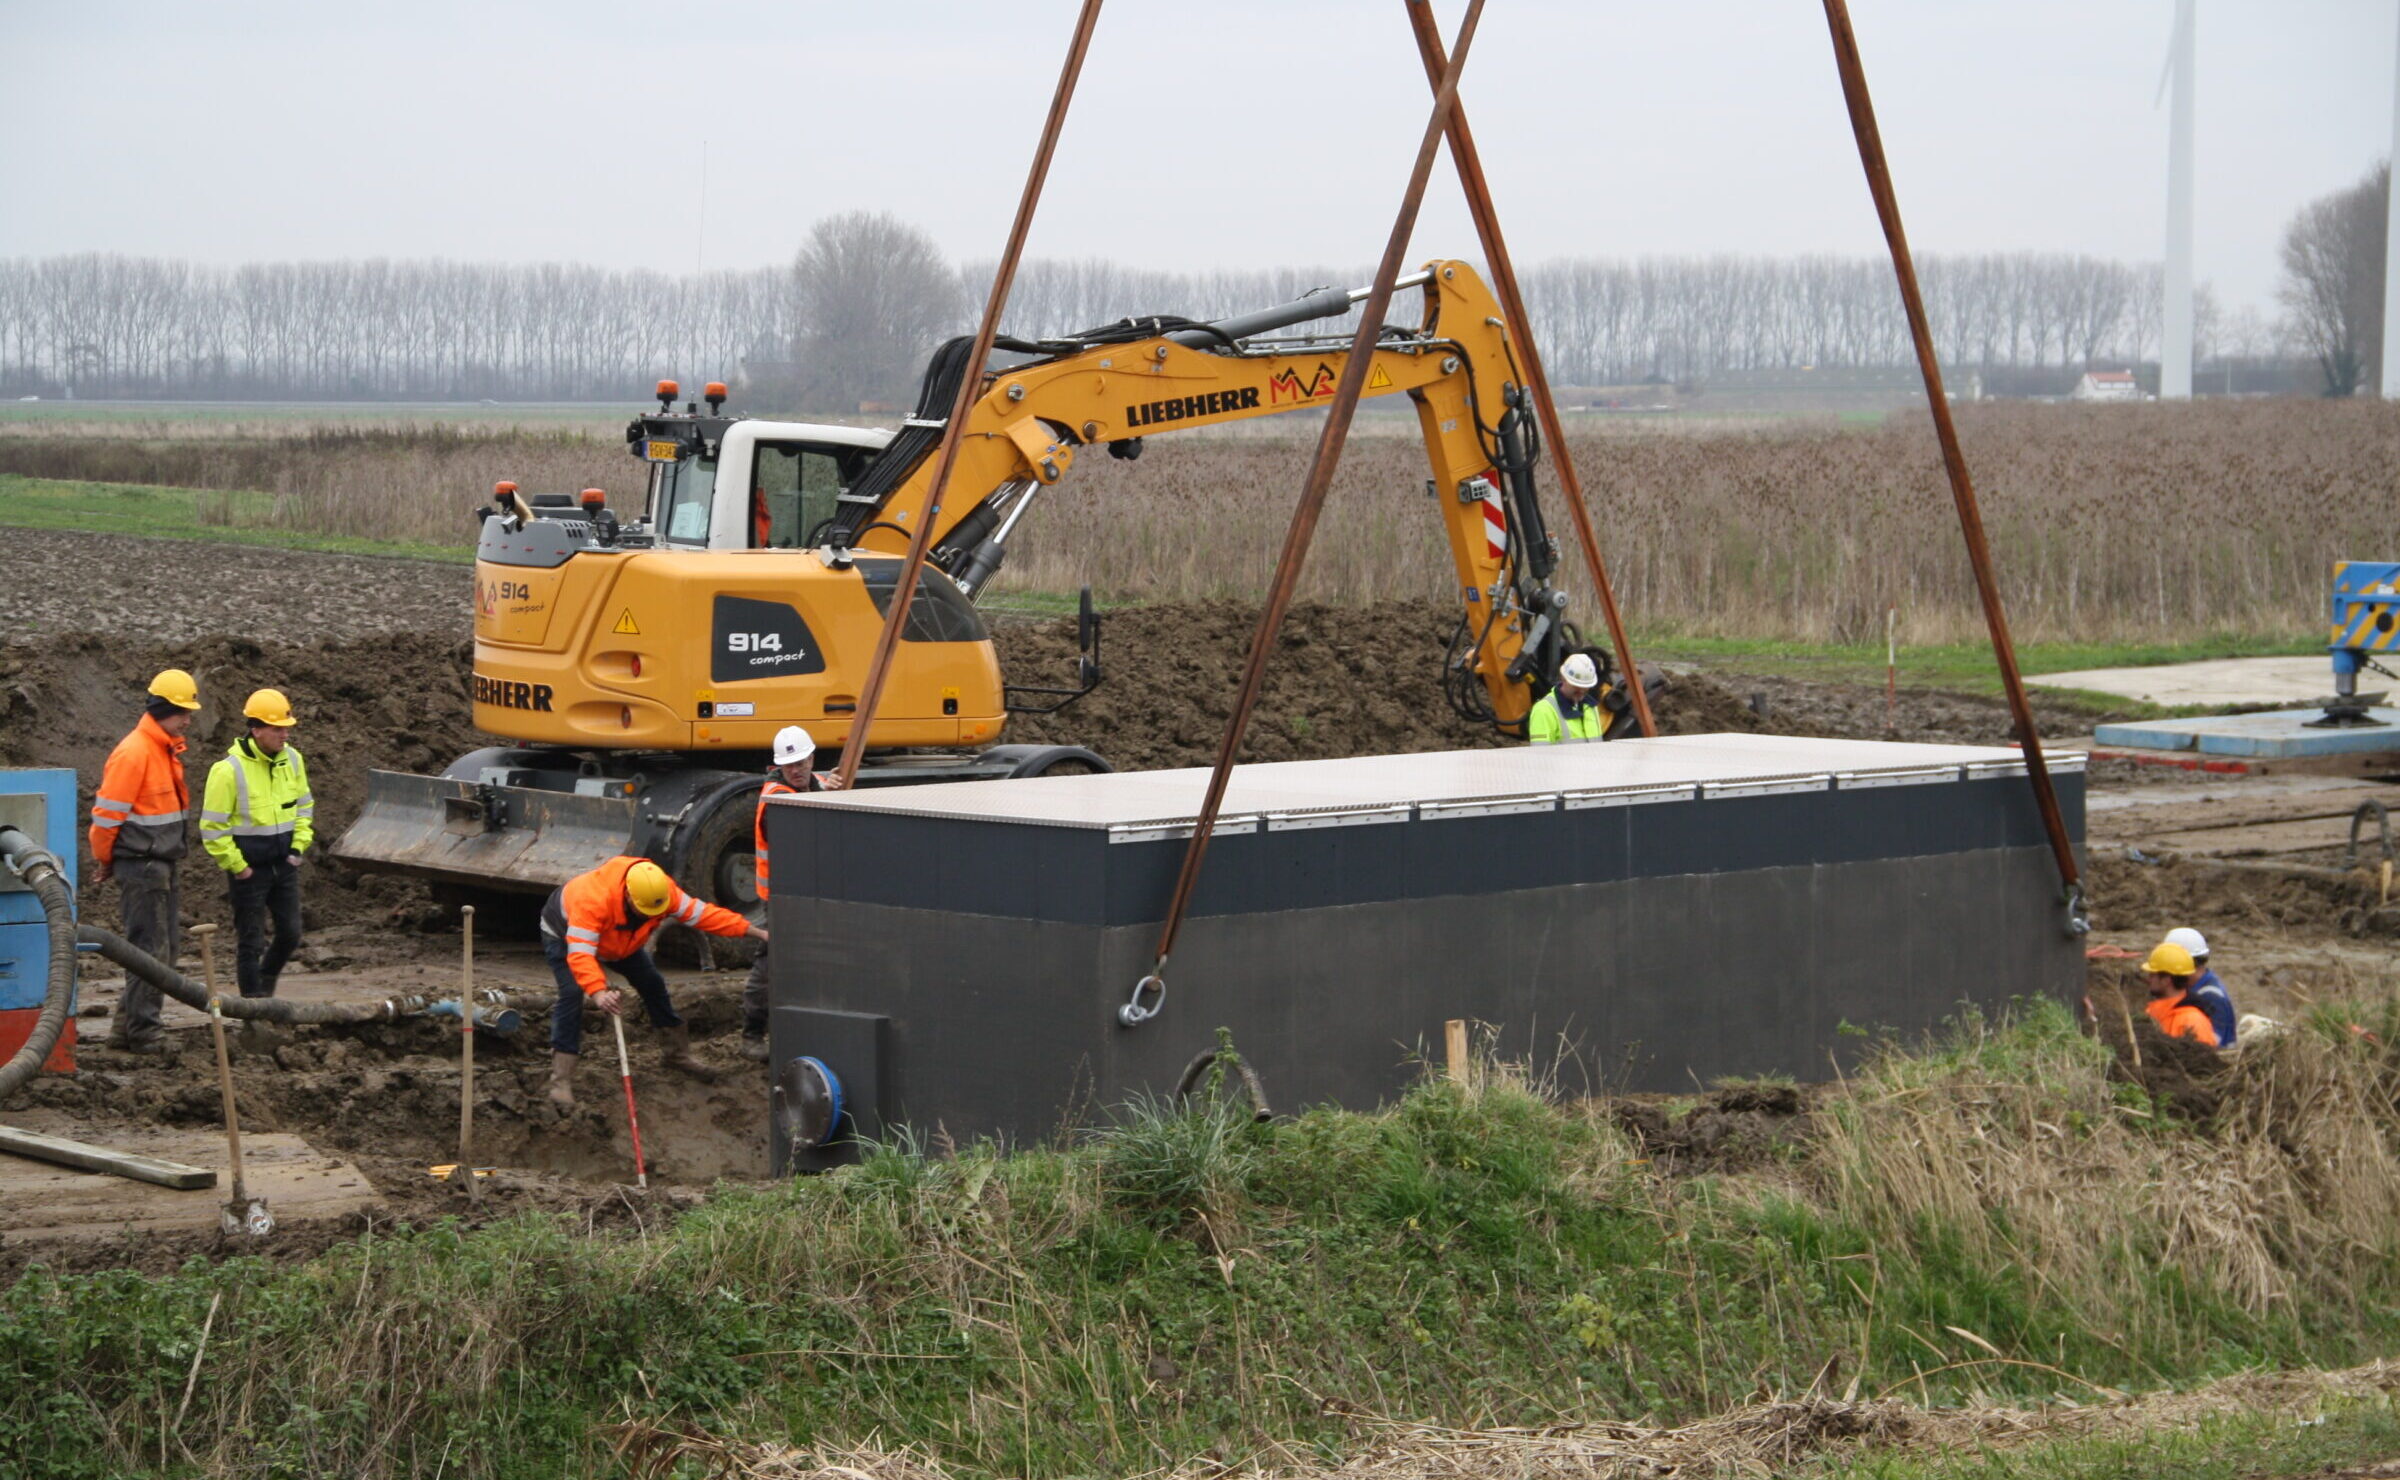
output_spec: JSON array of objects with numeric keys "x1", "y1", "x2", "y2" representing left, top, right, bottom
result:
[
  {"x1": 612, "y1": 1013, "x2": 648, "y2": 1190},
  {"x1": 457, "y1": 905, "x2": 479, "y2": 1202},
  {"x1": 1444, "y1": 1019, "x2": 1469, "y2": 1086},
  {"x1": 195, "y1": 925, "x2": 269, "y2": 1235}
]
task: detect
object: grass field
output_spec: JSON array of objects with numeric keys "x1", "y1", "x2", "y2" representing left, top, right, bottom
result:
[
  {"x1": 1, "y1": 398, "x2": 2382, "y2": 646},
  {"x1": 8, "y1": 1000, "x2": 2400, "y2": 1478}
]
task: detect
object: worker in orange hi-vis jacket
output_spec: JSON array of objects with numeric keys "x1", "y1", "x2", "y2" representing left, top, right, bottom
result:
[
  {"x1": 539, "y1": 855, "x2": 764, "y2": 1108},
  {"x1": 89, "y1": 669, "x2": 202, "y2": 1054},
  {"x1": 742, "y1": 725, "x2": 843, "y2": 1061}
]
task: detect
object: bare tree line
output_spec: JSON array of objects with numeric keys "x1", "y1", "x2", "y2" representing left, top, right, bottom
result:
[{"x1": 1, "y1": 211, "x2": 2278, "y2": 408}]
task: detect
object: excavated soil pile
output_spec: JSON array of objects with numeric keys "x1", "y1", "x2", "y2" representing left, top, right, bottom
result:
[
  {"x1": 2084, "y1": 852, "x2": 2355, "y2": 936},
  {"x1": 992, "y1": 598, "x2": 1969, "y2": 770},
  {"x1": 1607, "y1": 1081, "x2": 1814, "y2": 1174},
  {"x1": 0, "y1": 630, "x2": 479, "y2": 930}
]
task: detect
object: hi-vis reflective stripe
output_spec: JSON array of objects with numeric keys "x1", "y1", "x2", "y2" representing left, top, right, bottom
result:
[
  {"x1": 566, "y1": 926, "x2": 599, "y2": 943},
  {"x1": 129, "y1": 809, "x2": 187, "y2": 824},
  {"x1": 294, "y1": 792, "x2": 316, "y2": 814},
  {"x1": 201, "y1": 810, "x2": 232, "y2": 824},
  {"x1": 92, "y1": 796, "x2": 132, "y2": 817},
  {"x1": 672, "y1": 897, "x2": 704, "y2": 925},
  {"x1": 567, "y1": 941, "x2": 598, "y2": 956},
  {"x1": 755, "y1": 846, "x2": 771, "y2": 863}
]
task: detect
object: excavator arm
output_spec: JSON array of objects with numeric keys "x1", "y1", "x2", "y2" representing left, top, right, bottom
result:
[{"x1": 834, "y1": 259, "x2": 1602, "y2": 733}]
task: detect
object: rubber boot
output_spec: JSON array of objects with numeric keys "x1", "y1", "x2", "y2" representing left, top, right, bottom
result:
[
  {"x1": 741, "y1": 1034, "x2": 769, "y2": 1063},
  {"x1": 661, "y1": 1024, "x2": 718, "y2": 1080},
  {"x1": 547, "y1": 1051, "x2": 578, "y2": 1109}
]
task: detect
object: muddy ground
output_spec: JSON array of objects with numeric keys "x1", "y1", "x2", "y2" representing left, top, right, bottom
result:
[{"x1": 1, "y1": 528, "x2": 2392, "y2": 1275}]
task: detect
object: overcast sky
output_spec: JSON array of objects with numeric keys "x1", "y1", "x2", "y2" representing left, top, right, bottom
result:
[{"x1": 4, "y1": 1, "x2": 2392, "y2": 314}]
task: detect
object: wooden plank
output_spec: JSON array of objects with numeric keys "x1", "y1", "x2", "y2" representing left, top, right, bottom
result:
[{"x1": 0, "y1": 1123, "x2": 216, "y2": 1190}]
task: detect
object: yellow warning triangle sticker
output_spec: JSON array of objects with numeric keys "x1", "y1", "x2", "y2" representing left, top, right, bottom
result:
[
  {"x1": 612, "y1": 608, "x2": 641, "y2": 636},
  {"x1": 1368, "y1": 363, "x2": 1393, "y2": 389}
]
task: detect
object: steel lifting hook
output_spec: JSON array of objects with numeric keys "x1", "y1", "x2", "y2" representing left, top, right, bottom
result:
[
  {"x1": 1120, "y1": 972, "x2": 1166, "y2": 1028},
  {"x1": 2062, "y1": 883, "x2": 2091, "y2": 938}
]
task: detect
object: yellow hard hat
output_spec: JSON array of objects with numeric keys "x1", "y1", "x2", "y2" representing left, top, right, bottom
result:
[
  {"x1": 2142, "y1": 941, "x2": 2197, "y2": 977},
  {"x1": 147, "y1": 669, "x2": 201, "y2": 711},
  {"x1": 242, "y1": 688, "x2": 298, "y2": 727},
  {"x1": 625, "y1": 860, "x2": 675, "y2": 917}
]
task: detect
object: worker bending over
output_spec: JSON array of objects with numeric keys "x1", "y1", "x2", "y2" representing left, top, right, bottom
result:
[
  {"x1": 199, "y1": 690, "x2": 314, "y2": 999},
  {"x1": 91, "y1": 669, "x2": 201, "y2": 1053},
  {"x1": 543, "y1": 855, "x2": 766, "y2": 1107},
  {"x1": 2164, "y1": 926, "x2": 2237, "y2": 1047},
  {"x1": 743, "y1": 726, "x2": 843, "y2": 1060},
  {"x1": 2141, "y1": 941, "x2": 2221, "y2": 1048},
  {"x1": 1528, "y1": 653, "x2": 1605, "y2": 744}
]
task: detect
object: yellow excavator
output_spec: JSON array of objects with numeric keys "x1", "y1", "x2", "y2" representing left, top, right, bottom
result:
[{"x1": 336, "y1": 259, "x2": 1636, "y2": 916}]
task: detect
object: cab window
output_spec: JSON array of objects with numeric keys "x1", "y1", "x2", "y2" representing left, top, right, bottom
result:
[
  {"x1": 656, "y1": 457, "x2": 719, "y2": 546},
  {"x1": 751, "y1": 443, "x2": 869, "y2": 549}
]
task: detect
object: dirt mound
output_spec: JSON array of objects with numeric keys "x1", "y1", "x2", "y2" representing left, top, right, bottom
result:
[
  {"x1": 0, "y1": 630, "x2": 479, "y2": 930},
  {"x1": 2084, "y1": 852, "x2": 2355, "y2": 936},
  {"x1": 1607, "y1": 1081, "x2": 1814, "y2": 1172}
]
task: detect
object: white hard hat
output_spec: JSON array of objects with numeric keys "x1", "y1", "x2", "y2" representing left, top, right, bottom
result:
[
  {"x1": 2165, "y1": 926, "x2": 2209, "y2": 960},
  {"x1": 1559, "y1": 653, "x2": 1600, "y2": 690},
  {"x1": 772, "y1": 726, "x2": 816, "y2": 766}
]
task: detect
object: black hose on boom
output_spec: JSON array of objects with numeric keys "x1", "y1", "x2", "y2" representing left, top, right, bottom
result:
[{"x1": 0, "y1": 827, "x2": 77, "y2": 1102}]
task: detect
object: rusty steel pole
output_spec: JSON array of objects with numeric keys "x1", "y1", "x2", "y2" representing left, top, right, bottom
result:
[
  {"x1": 833, "y1": 0, "x2": 1107, "y2": 788},
  {"x1": 1402, "y1": 0, "x2": 1655, "y2": 739},
  {"x1": 1120, "y1": 0, "x2": 1486, "y2": 1029},
  {"x1": 1820, "y1": 0, "x2": 2085, "y2": 926}
]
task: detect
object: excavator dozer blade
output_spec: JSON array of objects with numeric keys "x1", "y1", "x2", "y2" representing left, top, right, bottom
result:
[{"x1": 333, "y1": 769, "x2": 637, "y2": 894}]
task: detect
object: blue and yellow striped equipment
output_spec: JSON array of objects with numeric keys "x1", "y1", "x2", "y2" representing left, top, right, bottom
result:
[{"x1": 2329, "y1": 561, "x2": 2400, "y2": 717}]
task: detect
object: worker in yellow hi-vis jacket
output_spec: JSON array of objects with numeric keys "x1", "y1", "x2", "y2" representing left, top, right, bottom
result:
[{"x1": 199, "y1": 689, "x2": 314, "y2": 999}]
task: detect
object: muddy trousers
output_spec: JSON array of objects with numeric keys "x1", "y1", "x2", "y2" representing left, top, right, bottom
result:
[
  {"x1": 542, "y1": 934, "x2": 683, "y2": 1055},
  {"x1": 227, "y1": 858, "x2": 303, "y2": 998},
  {"x1": 110, "y1": 857, "x2": 179, "y2": 1046},
  {"x1": 742, "y1": 940, "x2": 772, "y2": 1039}
]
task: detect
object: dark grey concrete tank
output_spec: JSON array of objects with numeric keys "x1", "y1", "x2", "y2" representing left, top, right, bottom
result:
[{"x1": 764, "y1": 735, "x2": 2085, "y2": 1167}]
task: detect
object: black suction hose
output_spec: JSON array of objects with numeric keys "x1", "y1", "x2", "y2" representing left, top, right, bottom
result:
[
  {"x1": 0, "y1": 827, "x2": 77, "y2": 1101},
  {"x1": 77, "y1": 924, "x2": 469, "y2": 1025}
]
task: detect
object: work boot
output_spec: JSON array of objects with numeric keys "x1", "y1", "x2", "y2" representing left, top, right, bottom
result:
[
  {"x1": 547, "y1": 1051, "x2": 578, "y2": 1109},
  {"x1": 741, "y1": 1034, "x2": 769, "y2": 1063},
  {"x1": 661, "y1": 1025, "x2": 718, "y2": 1080}
]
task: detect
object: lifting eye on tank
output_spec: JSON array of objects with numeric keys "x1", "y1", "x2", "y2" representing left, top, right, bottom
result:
[{"x1": 774, "y1": 1055, "x2": 845, "y2": 1156}]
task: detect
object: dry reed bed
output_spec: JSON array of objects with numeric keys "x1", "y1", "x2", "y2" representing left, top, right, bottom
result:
[{"x1": 2, "y1": 400, "x2": 2392, "y2": 641}]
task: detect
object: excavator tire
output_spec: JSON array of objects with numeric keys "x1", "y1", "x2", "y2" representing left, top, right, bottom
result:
[{"x1": 657, "y1": 779, "x2": 765, "y2": 968}]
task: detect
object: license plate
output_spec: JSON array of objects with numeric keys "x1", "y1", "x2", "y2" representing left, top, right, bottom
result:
[{"x1": 645, "y1": 439, "x2": 683, "y2": 462}]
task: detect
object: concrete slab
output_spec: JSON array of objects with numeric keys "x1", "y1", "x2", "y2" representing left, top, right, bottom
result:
[
  {"x1": 2093, "y1": 709, "x2": 2400, "y2": 758},
  {"x1": 2031, "y1": 655, "x2": 2339, "y2": 708}
]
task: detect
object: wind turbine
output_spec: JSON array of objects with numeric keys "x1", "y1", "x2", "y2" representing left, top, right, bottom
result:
[
  {"x1": 2384, "y1": 7, "x2": 2400, "y2": 397},
  {"x1": 2157, "y1": 0, "x2": 2196, "y2": 400}
]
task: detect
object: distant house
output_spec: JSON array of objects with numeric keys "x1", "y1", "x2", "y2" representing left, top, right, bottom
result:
[{"x1": 2073, "y1": 370, "x2": 2140, "y2": 402}]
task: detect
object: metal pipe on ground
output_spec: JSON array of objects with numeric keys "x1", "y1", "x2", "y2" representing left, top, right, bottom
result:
[
  {"x1": 0, "y1": 826, "x2": 76, "y2": 1102},
  {"x1": 76, "y1": 924, "x2": 493, "y2": 1025},
  {"x1": 1126, "y1": 0, "x2": 1486, "y2": 1029},
  {"x1": 1820, "y1": 0, "x2": 2084, "y2": 933},
  {"x1": 1402, "y1": 0, "x2": 1656, "y2": 740}
]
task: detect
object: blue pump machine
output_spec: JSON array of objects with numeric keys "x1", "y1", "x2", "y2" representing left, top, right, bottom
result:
[
  {"x1": 2326, "y1": 562, "x2": 2400, "y2": 727},
  {"x1": 0, "y1": 768, "x2": 79, "y2": 1069}
]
